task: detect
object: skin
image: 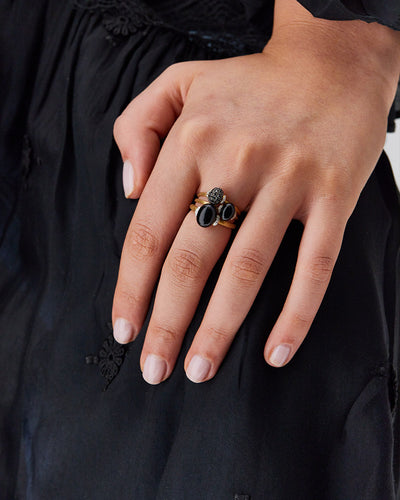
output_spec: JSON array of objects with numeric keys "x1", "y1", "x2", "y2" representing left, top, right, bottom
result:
[{"x1": 111, "y1": 0, "x2": 400, "y2": 384}]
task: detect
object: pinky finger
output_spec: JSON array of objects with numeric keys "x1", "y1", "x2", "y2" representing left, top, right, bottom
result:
[{"x1": 264, "y1": 203, "x2": 347, "y2": 367}]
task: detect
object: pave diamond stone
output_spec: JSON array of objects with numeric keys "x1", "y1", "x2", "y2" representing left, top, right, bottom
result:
[
  {"x1": 196, "y1": 203, "x2": 217, "y2": 227},
  {"x1": 212, "y1": 215, "x2": 221, "y2": 226},
  {"x1": 207, "y1": 187, "x2": 224, "y2": 205}
]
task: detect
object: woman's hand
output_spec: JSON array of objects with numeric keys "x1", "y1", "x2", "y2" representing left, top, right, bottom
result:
[{"x1": 111, "y1": 0, "x2": 400, "y2": 384}]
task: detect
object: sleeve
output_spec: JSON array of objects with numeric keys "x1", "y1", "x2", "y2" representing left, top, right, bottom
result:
[{"x1": 296, "y1": 1, "x2": 400, "y2": 31}]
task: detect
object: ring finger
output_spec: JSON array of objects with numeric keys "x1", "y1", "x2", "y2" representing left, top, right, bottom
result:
[
  {"x1": 183, "y1": 183, "x2": 301, "y2": 382},
  {"x1": 140, "y1": 181, "x2": 297, "y2": 384}
]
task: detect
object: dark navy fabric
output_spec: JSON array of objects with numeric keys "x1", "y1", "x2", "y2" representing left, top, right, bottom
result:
[
  {"x1": 298, "y1": 0, "x2": 400, "y2": 30},
  {"x1": 0, "y1": 1, "x2": 399, "y2": 498}
]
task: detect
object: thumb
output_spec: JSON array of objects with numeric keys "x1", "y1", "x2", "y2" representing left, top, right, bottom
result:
[{"x1": 113, "y1": 61, "x2": 202, "y2": 199}]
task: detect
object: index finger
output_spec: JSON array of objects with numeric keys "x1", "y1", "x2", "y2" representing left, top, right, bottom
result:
[{"x1": 112, "y1": 127, "x2": 200, "y2": 342}]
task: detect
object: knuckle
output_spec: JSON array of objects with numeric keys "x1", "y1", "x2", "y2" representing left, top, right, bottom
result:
[
  {"x1": 116, "y1": 285, "x2": 140, "y2": 308},
  {"x1": 163, "y1": 61, "x2": 181, "y2": 76},
  {"x1": 126, "y1": 223, "x2": 159, "y2": 261},
  {"x1": 278, "y1": 155, "x2": 308, "y2": 181},
  {"x1": 230, "y1": 249, "x2": 266, "y2": 287},
  {"x1": 205, "y1": 325, "x2": 232, "y2": 345},
  {"x1": 151, "y1": 323, "x2": 180, "y2": 346},
  {"x1": 179, "y1": 116, "x2": 213, "y2": 149},
  {"x1": 234, "y1": 139, "x2": 259, "y2": 172},
  {"x1": 306, "y1": 255, "x2": 334, "y2": 286},
  {"x1": 290, "y1": 310, "x2": 313, "y2": 330},
  {"x1": 167, "y1": 248, "x2": 203, "y2": 286},
  {"x1": 317, "y1": 167, "x2": 354, "y2": 205}
]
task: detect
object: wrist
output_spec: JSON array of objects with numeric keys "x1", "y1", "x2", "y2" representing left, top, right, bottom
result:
[{"x1": 265, "y1": 0, "x2": 400, "y2": 110}]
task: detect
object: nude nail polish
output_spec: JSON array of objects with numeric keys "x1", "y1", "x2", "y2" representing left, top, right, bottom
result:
[
  {"x1": 113, "y1": 317, "x2": 135, "y2": 344},
  {"x1": 142, "y1": 354, "x2": 167, "y2": 385},
  {"x1": 186, "y1": 355, "x2": 211, "y2": 383},
  {"x1": 122, "y1": 160, "x2": 134, "y2": 198},
  {"x1": 269, "y1": 344, "x2": 291, "y2": 367}
]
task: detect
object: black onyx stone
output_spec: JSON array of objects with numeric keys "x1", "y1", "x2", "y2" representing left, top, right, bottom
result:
[
  {"x1": 196, "y1": 203, "x2": 217, "y2": 227},
  {"x1": 221, "y1": 203, "x2": 236, "y2": 221},
  {"x1": 207, "y1": 187, "x2": 224, "y2": 205}
]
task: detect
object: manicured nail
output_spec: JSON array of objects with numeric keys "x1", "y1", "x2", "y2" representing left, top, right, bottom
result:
[
  {"x1": 113, "y1": 317, "x2": 135, "y2": 344},
  {"x1": 122, "y1": 160, "x2": 134, "y2": 197},
  {"x1": 186, "y1": 355, "x2": 211, "y2": 383},
  {"x1": 269, "y1": 344, "x2": 291, "y2": 367},
  {"x1": 143, "y1": 354, "x2": 167, "y2": 385}
]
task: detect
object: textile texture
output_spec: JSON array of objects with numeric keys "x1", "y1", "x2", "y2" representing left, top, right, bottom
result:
[{"x1": 0, "y1": 1, "x2": 399, "y2": 498}]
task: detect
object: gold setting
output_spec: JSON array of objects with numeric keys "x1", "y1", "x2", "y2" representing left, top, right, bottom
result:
[{"x1": 189, "y1": 188, "x2": 241, "y2": 229}]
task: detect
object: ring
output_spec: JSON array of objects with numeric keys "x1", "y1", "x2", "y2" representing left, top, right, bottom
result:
[{"x1": 189, "y1": 187, "x2": 241, "y2": 229}]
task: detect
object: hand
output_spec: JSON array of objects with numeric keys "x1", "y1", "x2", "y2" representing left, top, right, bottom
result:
[{"x1": 111, "y1": 3, "x2": 400, "y2": 385}]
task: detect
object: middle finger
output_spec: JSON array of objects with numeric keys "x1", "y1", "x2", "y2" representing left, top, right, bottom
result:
[{"x1": 139, "y1": 207, "x2": 233, "y2": 384}]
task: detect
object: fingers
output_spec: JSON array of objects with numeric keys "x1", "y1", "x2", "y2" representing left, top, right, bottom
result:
[
  {"x1": 113, "y1": 57, "x2": 350, "y2": 381},
  {"x1": 139, "y1": 212, "x2": 232, "y2": 384},
  {"x1": 113, "y1": 61, "x2": 205, "y2": 198},
  {"x1": 182, "y1": 185, "x2": 298, "y2": 382},
  {"x1": 112, "y1": 129, "x2": 200, "y2": 344},
  {"x1": 115, "y1": 146, "x2": 347, "y2": 385},
  {"x1": 264, "y1": 201, "x2": 346, "y2": 367}
]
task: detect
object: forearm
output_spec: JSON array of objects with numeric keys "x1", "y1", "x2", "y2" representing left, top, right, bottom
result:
[{"x1": 265, "y1": 0, "x2": 400, "y2": 111}]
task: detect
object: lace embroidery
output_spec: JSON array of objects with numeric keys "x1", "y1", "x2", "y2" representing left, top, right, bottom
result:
[
  {"x1": 99, "y1": 0, "x2": 161, "y2": 37},
  {"x1": 86, "y1": 322, "x2": 130, "y2": 391},
  {"x1": 75, "y1": 0, "x2": 160, "y2": 45},
  {"x1": 74, "y1": 0, "x2": 266, "y2": 55}
]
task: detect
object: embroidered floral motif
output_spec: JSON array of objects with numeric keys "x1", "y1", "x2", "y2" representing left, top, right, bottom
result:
[
  {"x1": 98, "y1": 0, "x2": 155, "y2": 37},
  {"x1": 73, "y1": 0, "x2": 263, "y2": 54},
  {"x1": 99, "y1": 334, "x2": 126, "y2": 380},
  {"x1": 86, "y1": 324, "x2": 130, "y2": 391},
  {"x1": 74, "y1": 0, "x2": 157, "y2": 43},
  {"x1": 102, "y1": 13, "x2": 137, "y2": 36}
]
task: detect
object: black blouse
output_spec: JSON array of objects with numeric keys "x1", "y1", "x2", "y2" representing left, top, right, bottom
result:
[
  {"x1": 298, "y1": 0, "x2": 400, "y2": 31},
  {"x1": 113, "y1": 0, "x2": 400, "y2": 53}
]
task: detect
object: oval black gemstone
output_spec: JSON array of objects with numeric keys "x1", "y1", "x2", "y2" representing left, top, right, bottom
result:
[
  {"x1": 207, "y1": 187, "x2": 224, "y2": 205},
  {"x1": 221, "y1": 203, "x2": 235, "y2": 221},
  {"x1": 196, "y1": 204, "x2": 217, "y2": 227}
]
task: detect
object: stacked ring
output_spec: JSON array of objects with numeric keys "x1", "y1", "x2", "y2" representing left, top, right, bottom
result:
[{"x1": 189, "y1": 187, "x2": 241, "y2": 229}]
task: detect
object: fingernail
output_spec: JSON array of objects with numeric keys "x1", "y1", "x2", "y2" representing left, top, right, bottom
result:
[
  {"x1": 122, "y1": 160, "x2": 134, "y2": 198},
  {"x1": 143, "y1": 354, "x2": 167, "y2": 385},
  {"x1": 186, "y1": 355, "x2": 211, "y2": 383},
  {"x1": 269, "y1": 344, "x2": 291, "y2": 367},
  {"x1": 113, "y1": 317, "x2": 135, "y2": 344}
]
